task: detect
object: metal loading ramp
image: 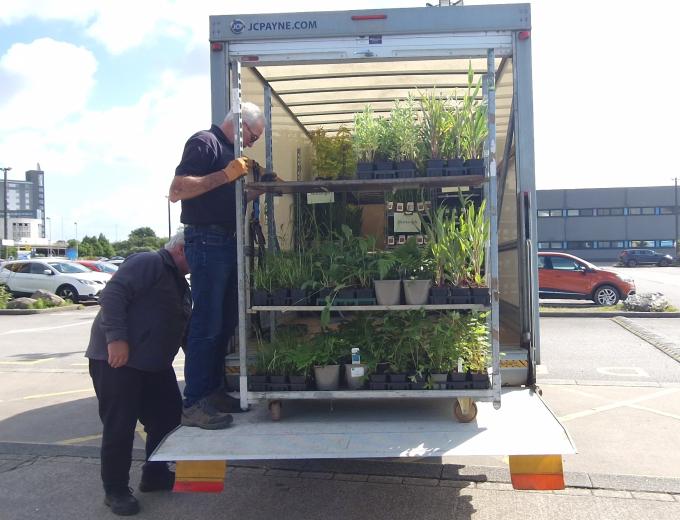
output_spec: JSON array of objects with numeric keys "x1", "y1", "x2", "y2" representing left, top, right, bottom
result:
[{"x1": 151, "y1": 389, "x2": 575, "y2": 462}]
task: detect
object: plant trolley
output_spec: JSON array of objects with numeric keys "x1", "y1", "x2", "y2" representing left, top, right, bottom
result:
[{"x1": 226, "y1": 36, "x2": 502, "y2": 419}]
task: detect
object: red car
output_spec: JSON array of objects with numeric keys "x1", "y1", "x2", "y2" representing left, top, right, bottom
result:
[
  {"x1": 538, "y1": 252, "x2": 636, "y2": 306},
  {"x1": 76, "y1": 260, "x2": 119, "y2": 275}
]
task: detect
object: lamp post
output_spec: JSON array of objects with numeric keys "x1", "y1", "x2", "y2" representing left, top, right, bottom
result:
[
  {"x1": 1, "y1": 166, "x2": 11, "y2": 259},
  {"x1": 674, "y1": 177, "x2": 679, "y2": 258},
  {"x1": 74, "y1": 221, "x2": 78, "y2": 259},
  {"x1": 46, "y1": 216, "x2": 52, "y2": 256}
]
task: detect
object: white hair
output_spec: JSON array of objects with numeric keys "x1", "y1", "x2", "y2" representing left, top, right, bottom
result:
[
  {"x1": 164, "y1": 229, "x2": 185, "y2": 250},
  {"x1": 224, "y1": 101, "x2": 263, "y2": 128}
]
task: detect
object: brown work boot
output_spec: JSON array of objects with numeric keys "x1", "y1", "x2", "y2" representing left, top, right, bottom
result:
[
  {"x1": 181, "y1": 398, "x2": 233, "y2": 430},
  {"x1": 206, "y1": 389, "x2": 250, "y2": 414}
]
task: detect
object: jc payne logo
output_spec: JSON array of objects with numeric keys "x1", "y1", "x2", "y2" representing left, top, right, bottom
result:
[{"x1": 230, "y1": 19, "x2": 246, "y2": 34}]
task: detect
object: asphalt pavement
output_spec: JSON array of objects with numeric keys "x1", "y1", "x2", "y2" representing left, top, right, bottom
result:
[{"x1": 1, "y1": 308, "x2": 680, "y2": 518}]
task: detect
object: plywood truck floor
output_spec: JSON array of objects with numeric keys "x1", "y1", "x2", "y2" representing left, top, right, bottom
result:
[{"x1": 151, "y1": 389, "x2": 575, "y2": 462}]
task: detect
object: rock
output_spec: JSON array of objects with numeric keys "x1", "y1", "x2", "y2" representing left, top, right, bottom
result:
[
  {"x1": 7, "y1": 297, "x2": 37, "y2": 309},
  {"x1": 623, "y1": 292, "x2": 670, "y2": 312},
  {"x1": 30, "y1": 290, "x2": 65, "y2": 306}
]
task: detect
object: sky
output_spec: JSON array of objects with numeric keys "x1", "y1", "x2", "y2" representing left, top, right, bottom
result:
[{"x1": 0, "y1": 0, "x2": 678, "y2": 242}]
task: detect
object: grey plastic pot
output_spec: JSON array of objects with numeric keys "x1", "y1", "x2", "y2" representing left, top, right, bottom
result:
[
  {"x1": 403, "y1": 279, "x2": 432, "y2": 305},
  {"x1": 314, "y1": 365, "x2": 341, "y2": 390},
  {"x1": 344, "y1": 364, "x2": 367, "y2": 390},
  {"x1": 373, "y1": 279, "x2": 401, "y2": 305}
]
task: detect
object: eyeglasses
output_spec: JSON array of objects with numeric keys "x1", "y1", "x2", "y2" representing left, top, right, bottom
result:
[{"x1": 243, "y1": 121, "x2": 262, "y2": 143}]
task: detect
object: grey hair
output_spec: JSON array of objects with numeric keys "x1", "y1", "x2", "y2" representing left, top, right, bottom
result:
[
  {"x1": 164, "y1": 229, "x2": 185, "y2": 250},
  {"x1": 224, "y1": 101, "x2": 263, "y2": 128}
]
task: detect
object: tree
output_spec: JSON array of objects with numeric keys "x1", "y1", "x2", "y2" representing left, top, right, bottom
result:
[{"x1": 98, "y1": 233, "x2": 115, "y2": 258}]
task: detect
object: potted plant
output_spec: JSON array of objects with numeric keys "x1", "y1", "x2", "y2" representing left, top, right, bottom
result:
[
  {"x1": 251, "y1": 255, "x2": 272, "y2": 306},
  {"x1": 279, "y1": 335, "x2": 317, "y2": 391},
  {"x1": 250, "y1": 341, "x2": 273, "y2": 391},
  {"x1": 353, "y1": 105, "x2": 380, "y2": 179},
  {"x1": 310, "y1": 127, "x2": 356, "y2": 179},
  {"x1": 389, "y1": 98, "x2": 419, "y2": 178},
  {"x1": 373, "y1": 250, "x2": 401, "y2": 305},
  {"x1": 310, "y1": 332, "x2": 347, "y2": 390},
  {"x1": 394, "y1": 237, "x2": 432, "y2": 305},
  {"x1": 334, "y1": 225, "x2": 378, "y2": 304},
  {"x1": 425, "y1": 312, "x2": 462, "y2": 389},
  {"x1": 373, "y1": 117, "x2": 396, "y2": 177},
  {"x1": 338, "y1": 315, "x2": 388, "y2": 390},
  {"x1": 380, "y1": 313, "x2": 411, "y2": 389},
  {"x1": 422, "y1": 205, "x2": 458, "y2": 304},
  {"x1": 460, "y1": 62, "x2": 488, "y2": 176},
  {"x1": 441, "y1": 100, "x2": 465, "y2": 176},
  {"x1": 457, "y1": 312, "x2": 491, "y2": 388},
  {"x1": 458, "y1": 200, "x2": 490, "y2": 304},
  {"x1": 420, "y1": 91, "x2": 451, "y2": 177}
]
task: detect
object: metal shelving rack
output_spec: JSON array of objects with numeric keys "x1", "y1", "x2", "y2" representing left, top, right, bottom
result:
[{"x1": 230, "y1": 50, "x2": 501, "y2": 418}]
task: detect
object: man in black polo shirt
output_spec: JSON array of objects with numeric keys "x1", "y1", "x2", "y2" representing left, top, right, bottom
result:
[{"x1": 169, "y1": 102, "x2": 264, "y2": 429}]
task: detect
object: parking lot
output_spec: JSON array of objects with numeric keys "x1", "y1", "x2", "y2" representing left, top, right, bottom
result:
[{"x1": 1, "y1": 266, "x2": 680, "y2": 518}]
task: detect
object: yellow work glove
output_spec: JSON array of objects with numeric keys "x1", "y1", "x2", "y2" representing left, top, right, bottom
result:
[{"x1": 222, "y1": 157, "x2": 249, "y2": 183}]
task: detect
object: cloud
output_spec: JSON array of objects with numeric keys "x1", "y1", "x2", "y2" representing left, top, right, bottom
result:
[
  {"x1": 0, "y1": 0, "x2": 96, "y2": 25},
  {"x1": 0, "y1": 38, "x2": 97, "y2": 129}
]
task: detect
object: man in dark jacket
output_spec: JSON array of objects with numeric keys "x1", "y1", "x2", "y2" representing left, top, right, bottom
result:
[{"x1": 86, "y1": 231, "x2": 195, "y2": 516}]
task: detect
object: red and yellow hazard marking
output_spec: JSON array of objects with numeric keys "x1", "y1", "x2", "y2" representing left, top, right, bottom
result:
[
  {"x1": 509, "y1": 455, "x2": 564, "y2": 490},
  {"x1": 174, "y1": 460, "x2": 226, "y2": 493}
]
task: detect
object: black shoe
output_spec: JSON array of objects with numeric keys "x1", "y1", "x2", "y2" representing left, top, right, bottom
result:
[
  {"x1": 139, "y1": 469, "x2": 175, "y2": 492},
  {"x1": 104, "y1": 487, "x2": 140, "y2": 516},
  {"x1": 207, "y1": 390, "x2": 250, "y2": 414}
]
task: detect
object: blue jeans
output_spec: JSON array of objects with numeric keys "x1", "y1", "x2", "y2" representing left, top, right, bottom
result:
[{"x1": 183, "y1": 226, "x2": 238, "y2": 406}]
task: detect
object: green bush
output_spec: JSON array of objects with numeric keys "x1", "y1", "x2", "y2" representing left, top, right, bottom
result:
[{"x1": 0, "y1": 285, "x2": 11, "y2": 309}]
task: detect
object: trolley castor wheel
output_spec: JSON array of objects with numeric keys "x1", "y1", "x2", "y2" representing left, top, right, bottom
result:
[
  {"x1": 454, "y1": 398, "x2": 477, "y2": 423},
  {"x1": 268, "y1": 400, "x2": 282, "y2": 421}
]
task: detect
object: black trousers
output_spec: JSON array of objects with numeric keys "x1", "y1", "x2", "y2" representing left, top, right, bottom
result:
[{"x1": 89, "y1": 360, "x2": 182, "y2": 492}]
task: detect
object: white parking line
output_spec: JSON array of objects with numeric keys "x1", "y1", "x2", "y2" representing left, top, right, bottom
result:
[{"x1": 0, "y1": 321, "x2": 93, "y2": 336}]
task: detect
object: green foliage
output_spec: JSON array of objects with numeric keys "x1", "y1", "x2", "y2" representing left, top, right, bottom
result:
[
  {"x1": 460, "y1": 62, "x2": 488, "y2": 160},
  {"x1": 309, "y1": 332, "x2": 348, "y2": 367},
  {"x1": 392, "y1": 237, "x2": 432, "y2": 280},
  {"x1": 456, "y1": 312, "x2": 490, "y2": 372},
  {"x1": 0, "y1": 284, "x2": 11, "y2": 309},
  {"x1": 458, "y1": 200, "x2": 489, "y2": 286},
  {"x1": 388, "y1": 97, "x2": 420, "y2": 162},
  {"x1": 419, "y1": 91, "x2": 452, "y2": 160},
  {"x1": 353, "y1": 105, "x2": 381, "y2": 163},
  {"x1": 112, "y1": 227, "x2": 166, "y2": 257},
  {"x1": 311, "y1": 127, "x2": 356, "y2": 179},
  {"x1": 298, "y1": 198, "x2": 363, "y2": 244},
  {"x1": 375, "y1": 117, "x2": 395, "y2": 162},
  {"x1": 423, "y1": 205, "x2": 464, "y2": 286}
]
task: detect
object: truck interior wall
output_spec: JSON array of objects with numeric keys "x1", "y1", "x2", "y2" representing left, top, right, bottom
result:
[
  {"x1": 498, "y1": 158, "x2": 521, "y2": 347},
  {"x1": 241, "y1": 67, "x2": 313, "y2": 250}
]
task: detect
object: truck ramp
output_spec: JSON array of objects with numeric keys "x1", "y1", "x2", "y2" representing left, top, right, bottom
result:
[{"x1": 152, "y1": 389, "x2": 575, "y2": 462}]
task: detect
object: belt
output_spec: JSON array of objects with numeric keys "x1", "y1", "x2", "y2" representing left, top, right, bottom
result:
[{"x1": 185, "y1": 224, "x2": 236, "y2": 236}]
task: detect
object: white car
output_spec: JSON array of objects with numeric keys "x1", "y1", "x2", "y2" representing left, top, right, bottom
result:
[{"x1": 0, "y1": 258, "x2": 111, "y2": 302}]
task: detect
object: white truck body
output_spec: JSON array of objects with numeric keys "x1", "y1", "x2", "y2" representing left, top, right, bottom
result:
[{"x1": 153, "y1": 3, "x2": 575, "y2": 488}]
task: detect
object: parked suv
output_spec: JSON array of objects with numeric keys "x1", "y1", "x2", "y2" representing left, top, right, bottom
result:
[
  {"x1": 0, "y1": 259, "x2": 111, "y2": 302},
  {"x1": 618, "y1": 249, "x2": 673, "y2": 267},
  {"x1": 538, "y1": 252, "x2": 636, "y2": 306}
]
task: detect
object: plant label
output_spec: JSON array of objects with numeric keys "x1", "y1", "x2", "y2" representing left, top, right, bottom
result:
[
  {"x1": 350, "y1": 366, "x2": 365, "y2": 377},
  {"x1": 307, "y1": 192, "x2": 335, "y2": 204},
  {"x1": 394, "y1": 213, "x2": 422, "y2": 233}
]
